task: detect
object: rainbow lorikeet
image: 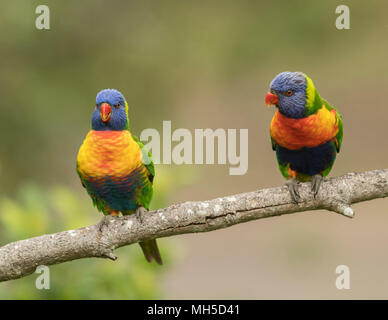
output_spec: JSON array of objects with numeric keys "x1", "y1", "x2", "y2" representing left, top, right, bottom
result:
[
  {"x1": 76, "y1": 89, "x2": 162, "y2": 265},
  {"x1": 265, "y1": 72, "x2": 343, "y2": 202}
]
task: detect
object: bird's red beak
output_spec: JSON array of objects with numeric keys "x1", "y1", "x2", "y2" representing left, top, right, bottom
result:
[
  {"x1": 265, "y1": 92, "x2": 279, "y2": 107},
  {"x1": 100, "y1": 103, "x2": 112, "y2": 122}
]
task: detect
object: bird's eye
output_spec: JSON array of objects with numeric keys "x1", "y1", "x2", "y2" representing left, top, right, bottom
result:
[
  {"x1": 286, "y1": 89, "x2": 294, "y2": 96},
  {"x1": 114, "y1": 103, "x2": 120, "y2": 109}
]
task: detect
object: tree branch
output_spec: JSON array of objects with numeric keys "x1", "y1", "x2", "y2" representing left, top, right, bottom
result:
[{"x1": 0, "y1": 169, "x2": 387, "y2": 282}]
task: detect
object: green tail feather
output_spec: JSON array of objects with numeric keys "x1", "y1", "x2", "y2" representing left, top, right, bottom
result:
[{"x1": 139, "y1": 239, "x2": 163, "y2": 265}]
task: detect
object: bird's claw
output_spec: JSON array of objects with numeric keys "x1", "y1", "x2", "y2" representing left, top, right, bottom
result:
[
  {"x1": 98, "y1": 215, "x2": 118, "y2": 232},
  {"x1": 135, "y1": 206, "x2": 146, "y2": 224},
  {"x1": 286, "y1": 178, "x2": 301, "y2": 203},
  {"x1": 311, "y1": 174, "x2": 323, "y2": 198}
]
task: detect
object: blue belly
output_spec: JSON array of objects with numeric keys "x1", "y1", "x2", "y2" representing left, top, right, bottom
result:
[
  {"x1": 276, "y1": 140, "x2": 336, "y2": 176},
  {"x1": 84, "y1": 166, "x2": 147, "y2": 212}
]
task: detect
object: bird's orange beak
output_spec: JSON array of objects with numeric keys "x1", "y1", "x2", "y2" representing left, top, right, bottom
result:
[
  {"x1": 265, "y1": 92, "x2": 279, "y2": 107},
  {"x1": 100, "y1": 103, "x2": 112, "y2": 122}
]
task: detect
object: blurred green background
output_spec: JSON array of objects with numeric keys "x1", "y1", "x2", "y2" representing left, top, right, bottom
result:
[{"x1": 1, "y1": 0, "x2": 388, "y2": 299}]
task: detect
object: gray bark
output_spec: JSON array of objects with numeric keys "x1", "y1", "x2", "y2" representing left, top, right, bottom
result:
[{"x1": 0, "y1": 169, "x2": 387, "y2": 282}]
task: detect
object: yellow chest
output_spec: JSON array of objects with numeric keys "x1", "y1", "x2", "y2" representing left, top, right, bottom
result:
[{"x1": 77, "y1": 130, "x2": 143, "y2": 178}]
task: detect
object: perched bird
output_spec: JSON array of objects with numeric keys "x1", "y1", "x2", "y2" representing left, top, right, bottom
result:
[
  {"x1": 77, "y1": 89, "x2": 162, "y2": 265},
  {"x1": 265, "y1": 72, "x2": 343, "y2": 202}
]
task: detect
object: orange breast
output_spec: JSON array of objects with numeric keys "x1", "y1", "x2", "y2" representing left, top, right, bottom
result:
[
  {"x1": 270, "y1": 106, "x2": 339, "y2": 150},
  {"x1": 77, "y1": 130, "x2": 143, "y2": 179}
]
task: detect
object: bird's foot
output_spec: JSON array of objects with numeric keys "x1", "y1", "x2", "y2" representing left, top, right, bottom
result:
[
  {"x1": 135, "y1": 206, "x2": 147, "y2": 224},
  {"x1": 311, "y1": 174, "x2": 323, "y2": 198},
  {"x1": 98, "y1": 213, "x2": 119, "y2": 232},
  {"x1": 286, "y1": 178, "x2": 301, "y2": 203}
]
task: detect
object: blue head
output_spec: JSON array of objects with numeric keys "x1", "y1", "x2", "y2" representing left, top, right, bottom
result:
[
  {"x1": 92, "y1": 89, "x2": 128, "y2": 131},
  {"x1": 265, "y1": 72, "x2": 308, "y2": 119}
]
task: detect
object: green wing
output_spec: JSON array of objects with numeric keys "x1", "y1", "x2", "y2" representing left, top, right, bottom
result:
[
  {"x1": 132, "y1": 134, "x2": 155, "y2": 184},
  {"x1": 132, "y1": 133, "x2": 155, "y2": 211},
  {"x1": 321, "y1": 98, "x2": 343, "y2": 153},
  {"x1": 76, "y1": 162, "x2": 86, "y2": 188},
  {"x1": 270, "y1": 135, "x2": 277, "y2": 151}
]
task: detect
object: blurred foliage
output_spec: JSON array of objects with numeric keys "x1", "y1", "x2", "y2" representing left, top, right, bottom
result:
[{"x1": 0, "y1": 182, "x2": 176, "y2": 299}]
